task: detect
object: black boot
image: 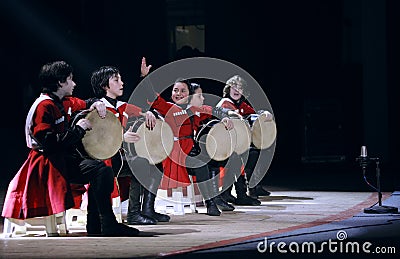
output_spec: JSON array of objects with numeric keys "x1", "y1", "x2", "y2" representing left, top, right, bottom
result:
[
  {"x1": 142, "y1": 189, "x2": 170, "y2": 222},
  {"x1": 198, "y1": 182, "x2": 221, "y2": 216},
  {"x1": 234, "y1": 175, "x2": 261, "y2": 206},
  {"x1": 126, "y1": 179, "x2": 157, "y2": 225},
  {"x1": 86, "y1": 188, "x2": 101, "y2": 236},
  {"x1": 209, "y1": 170, "x2": 234, "y2": 211},
  {"x1": 205, "y1": 199, "x2": 221, "y2": 216},
  {"x1": 250, "y1": 185, "x2": 271, "y2": 198},
  {"x1": 100, "y1": 213, "x2": 140, "y2": 237},
  {"x1": 86, "y1": 212, "x2": 101, "y2": 236},
  {"x1": 249, "y1": 187, "x2": 259, "y2": 199},
  {"x1": 91, "y1": 166, "x2": 140, "y2": 236},
  {"x1": 221, "y1": 185, "x2": 236, "y2": 203}
]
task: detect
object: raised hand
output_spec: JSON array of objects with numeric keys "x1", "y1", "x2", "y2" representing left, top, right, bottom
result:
[{"x1": 140, "y1": 57, "x2": 152, "y2": 77}]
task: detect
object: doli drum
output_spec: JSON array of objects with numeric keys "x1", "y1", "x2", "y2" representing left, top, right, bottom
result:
[
  {"x1": 231, "y1": 118, "x2": 252, "y2": 155},
  {"x1": 132, "y1": 118, "x2": 174, "y2": 165},
  {"x1": 196, "y1": 118, "x2": 251, "y2": 161},
  {"x1": 81, "y1": 109, "x2": 123, "y2": 160},
  {"x1": 196, "y1": 119, "x2": 234, "y2": 161},
  {"x1": 249, "y1": 113, "x2": 277, "y2": 149}
]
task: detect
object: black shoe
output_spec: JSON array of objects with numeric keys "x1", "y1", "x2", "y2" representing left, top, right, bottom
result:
[
  {"x1": 205, "y1": 199, "x2": 221, "y2": 216},
  {"x1": 249, "y1": 188, "x2": 259, "y2": 199},
  {"x1": 142, "y1": 211, "x2": 170, "y2": 222},
  {"x1": 142, "y1": 189, "x2": 171, "y2": 222},
  {"x1": 214, "y1": 196, "x2": 235, "y2": 211},
  {"x1": 234, "y1": 195, "x2": 262, "y2": 206},
  {"x1": 101, "y1": 222, "x2": 140, "y2": 237},
  {"x1": 221, "y1": 191, "x2": 236, "y2": 204},
  {"x1": 126, "y1": 213, "x2": 157, "y2": 225},
  {"x1": 254, "y1": 185, "x2": 271, "y2": 196}
]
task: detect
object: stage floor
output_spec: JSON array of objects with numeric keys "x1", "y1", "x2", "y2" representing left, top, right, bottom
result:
[{"x1": 1, "y1": 190, "x2": 399, "y2": 258}]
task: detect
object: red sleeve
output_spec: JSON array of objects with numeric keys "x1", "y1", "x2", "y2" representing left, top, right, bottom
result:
[
  {"x1": 125, "y1": 103, "x2": 142, "y2": 117},
  {"x1": 65, "y1": 97, "x2": 87, "y2": 112},
  {"x1": 220, "y1": 101, "x2": 237, "y2": 111},
  {"x1": 150, "y1": 95, "x2": 173, "y2": 116},
  {"x1": 240, "y1": 101, "x2": 256, "y2": 115},
  {"x1": 198, "y1": 105, "x2": 213, "y2": 121}
]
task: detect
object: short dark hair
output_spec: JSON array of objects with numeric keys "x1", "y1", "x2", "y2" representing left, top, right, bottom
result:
[
  {"x1": 174, "y1": 77, "x2": 192, "y2": 92},
  {"x1": 91, "y1": 66, "x2": 120, "y2": 98},
  {"x1": 38, "y1": 61, "x2": 73, "y2": 93}
]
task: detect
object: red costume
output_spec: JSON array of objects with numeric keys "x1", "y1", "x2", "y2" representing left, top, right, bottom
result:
[
  {"x1": 101, "y1": 97, "x2": 142, "y2": 128},
  {"x1": 216, "y1": 97, "x2": 255, "y2": 116},
  {"x1": 2, "y1": 94, "x2": 87, "y2": 219},
  {"x1": 151, "y1": 96, "x2": 214, "y2": 189}
]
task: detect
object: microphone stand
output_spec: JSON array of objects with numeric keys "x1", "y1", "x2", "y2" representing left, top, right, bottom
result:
[{"x1": 356, "y1": 154, "x2": 398, "y2": 214}]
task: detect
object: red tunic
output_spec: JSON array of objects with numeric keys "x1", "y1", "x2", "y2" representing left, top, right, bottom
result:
[
  {"x1": 101, "y1": 98, "x2": 142, "y2": 128},
  {"x1": 2, "y1": 94, "x2": 87, "y2": 219},
  {"x1": 151, "y1": 96, "x2": 213, "y2": 189},
  {"x1": 216, "y1": 97, "x2": 255, "y2": 116}
]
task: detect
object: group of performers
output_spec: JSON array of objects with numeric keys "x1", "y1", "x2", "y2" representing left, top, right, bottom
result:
[{"x1": 1, "y1": 58, "x2": 274, "y2": 237}]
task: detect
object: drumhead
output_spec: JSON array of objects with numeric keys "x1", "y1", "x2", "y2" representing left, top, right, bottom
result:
[
  {"x1": 82, "y1": 110, "x2": 123, "y2": 160},
  {"x1": 134, "y1": 119, "x2": 174, "y2": 165},
  {"x1": 206, "y1": 122, "x2": 235, "y2": 161},
  {"x1": 231, "y1": 119, "x2": 251, "y2": 155},
  {"x1": 251, "y1": 114, "x2": 277, "y2": 149}
]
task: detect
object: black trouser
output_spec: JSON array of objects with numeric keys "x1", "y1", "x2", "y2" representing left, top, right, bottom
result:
[
  {"x1": 208, "y1": 148, "x2": 264, "y2": 194},
  {"x1": 112, "y1": 154, "x2": 163, "y2": 194},
  {"x1": 186, "y1": 154, "x2": 214, "y2": 200},
  {"x1": 67, "y1": 156, "x2": 115, "y2": 220},
  {"x1": 244, "y1": 147, "x2": 260, "y2": 188},
  {"x1": 208, "y1": 151, "x2": 248, "y2": 191}
]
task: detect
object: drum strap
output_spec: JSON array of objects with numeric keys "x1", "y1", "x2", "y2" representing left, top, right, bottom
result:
[
  {"x1": 186, "y1": 108, "x2": 196, "y2": 141},
  {"x1": 186, "y1": 108, "x2": 202, "y2": 157}
]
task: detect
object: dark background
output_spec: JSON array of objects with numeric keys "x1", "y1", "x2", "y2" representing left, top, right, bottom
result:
[{"x1": 1, "y1": 0, "x2": 399, "y2": 191}]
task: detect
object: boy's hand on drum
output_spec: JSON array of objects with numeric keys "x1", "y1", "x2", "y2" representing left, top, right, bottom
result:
[
  {"x1": 144, "y1": 111, "x2": 156, "y2": 130},
  {"x1": 124, "y1": 125, "x2": 141, "y2": 143},
  {"x1": 227, "y1": 110, "x2": 243, "y2": 120},
  {"x1": 89, "y1": 101, "x2": 106, "y2": 119},
  {"x1": 222, "y1": 117, "x2": 234, "y2": 130},
  {"x1": 262, "y1": 111, "x2": 273, "y2": 122},
  {"x1": 76, "y1": 119, "x2": 92, "y2": 131}
]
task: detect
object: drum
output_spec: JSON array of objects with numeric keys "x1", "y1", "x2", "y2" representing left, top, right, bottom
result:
[
  {"x1": 231, "y1": 118, "x2": 252, "y2": 155},
  {"x1": 196, "y1": 119, "x2": 234, "y2": 161},
  {"x1": 81, "y1": 109, "x2": 123, "y2": 160},
  {"x1": 196, "y1": 118, "x2": 250, "y2": 161},
  {"x1": 132, "y1": 118, "x2": 174, "y2": 165},
  {"x1": 249, "y1": 113, "x2": 277, "y2": 149}
]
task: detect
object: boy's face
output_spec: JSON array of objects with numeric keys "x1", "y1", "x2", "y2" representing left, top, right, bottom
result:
[
  {"x1": 59, "y1": 74, "x2": 76, "y2": 97},
  {"x1": 190, "y1": 87, "x2": 204, "y2": 107},
  {"x1": 105, "y1": 73, "x2": 124, "y2": 99},
  {"x1": 171, "y1": 82, "x2": 190, "y2": 104},
  {"x1": 229, "y1": 83, "x2": 243, "y2": 101}
]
